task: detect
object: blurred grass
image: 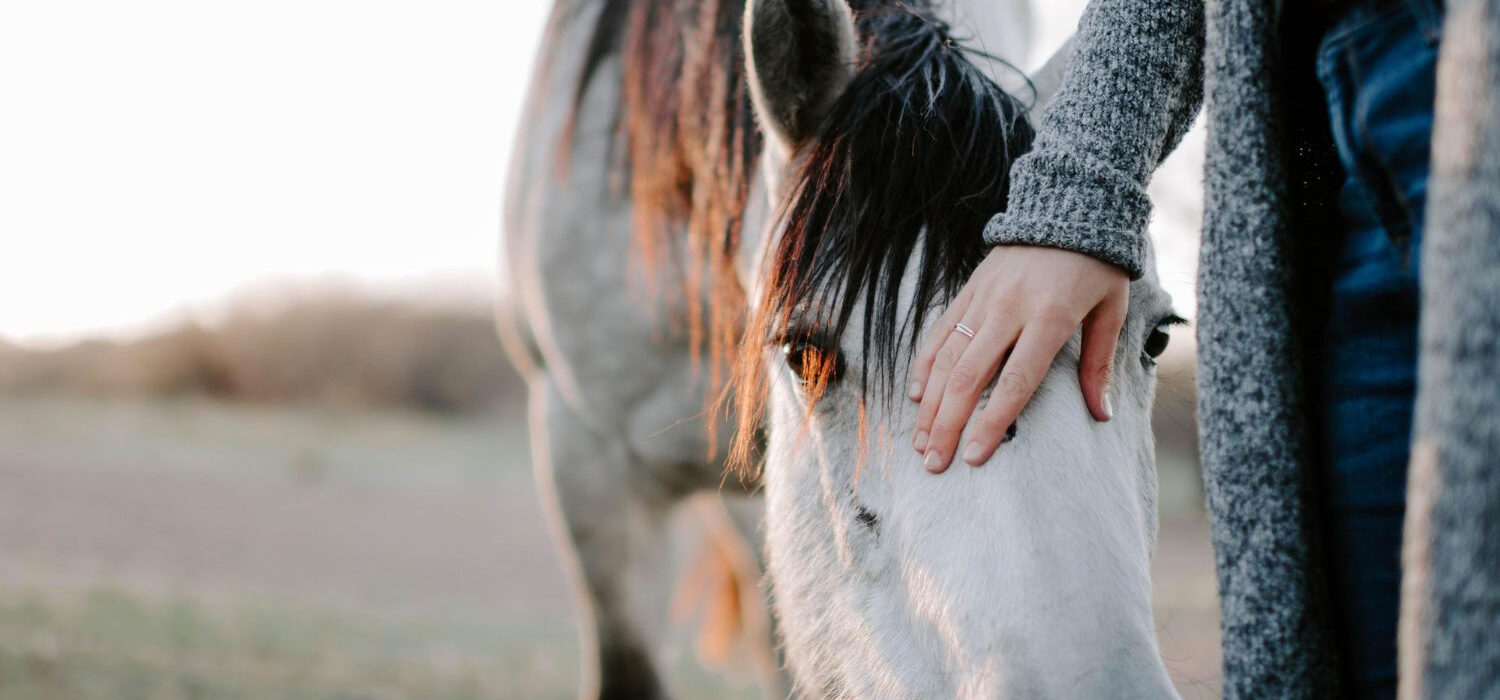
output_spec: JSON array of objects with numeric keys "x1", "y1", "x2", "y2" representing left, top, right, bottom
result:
[
  {"x1": 0, "y1": 583, "x2": 753, "y2": 700},
  {"x1": 0, "y1": 396, "x2": 765, "y2": 700},
  {"x1": 0, "y1": 586, "x2": 546, "y2": 700},
  {"x1": 0, "y1": 583, "x2": 758, "y2": 700}
]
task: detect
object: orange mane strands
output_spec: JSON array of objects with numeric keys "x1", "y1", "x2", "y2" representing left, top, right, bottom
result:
[
  {"x1": 562, "y1": 0, "x2": 760, "y2": 381},
  {"x1": 617, "y1": 0, "x2": 760, "y2": 377}
]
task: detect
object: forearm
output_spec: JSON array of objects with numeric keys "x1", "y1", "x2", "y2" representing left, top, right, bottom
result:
[{"x1": 985, "y1": 0, "x2": 1205, "y2": 278}]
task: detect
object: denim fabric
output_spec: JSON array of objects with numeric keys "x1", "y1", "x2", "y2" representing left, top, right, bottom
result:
[{"x1": 1314, "y1": 1, "x2": 1441, "y2": 697}]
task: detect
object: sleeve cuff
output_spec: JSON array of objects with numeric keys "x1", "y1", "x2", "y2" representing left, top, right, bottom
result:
[{"x1": 982, "y1": 149, "x2": 1153, "y2": 279}]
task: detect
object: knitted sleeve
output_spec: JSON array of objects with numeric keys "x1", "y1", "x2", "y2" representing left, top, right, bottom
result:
[{"x1": 984, "y1": 0, "x2": 1205, "y2": 279}]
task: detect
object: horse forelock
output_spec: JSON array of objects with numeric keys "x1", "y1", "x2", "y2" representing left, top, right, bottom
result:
[{"x1": 730, "y1": 2, "x2": 1035, "y2": 471}]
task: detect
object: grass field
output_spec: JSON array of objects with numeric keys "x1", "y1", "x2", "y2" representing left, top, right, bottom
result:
[{"x1": 0, "y1": 395, "x2": 1221, "y2": 698}]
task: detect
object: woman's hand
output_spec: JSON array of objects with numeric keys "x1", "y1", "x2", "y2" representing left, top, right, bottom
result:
[{"x1": 909, "y1": 245, "x2": 1129, "y2": 472}]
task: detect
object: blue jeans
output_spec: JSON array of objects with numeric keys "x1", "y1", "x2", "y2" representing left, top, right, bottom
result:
[{"x1": 1315, "y1": 0, "x2": 1441, "y2": 696}]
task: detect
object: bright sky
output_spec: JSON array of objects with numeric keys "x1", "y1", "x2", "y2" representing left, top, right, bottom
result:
[
  {"x1": 0, "y1": 1, "x2": 550, "y2": 345},
  {"x1": 0, "y1": 1, "x2": 1197, "y2": 347}
]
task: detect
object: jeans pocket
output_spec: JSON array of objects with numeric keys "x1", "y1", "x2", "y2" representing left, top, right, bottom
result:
[{"x1": 1319, "y1": 0, "x2": 1440, "y2": 254}]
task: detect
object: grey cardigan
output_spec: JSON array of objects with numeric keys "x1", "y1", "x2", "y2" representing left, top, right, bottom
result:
[{"x1": 984, "y1": 0, "x2": 1500, "y2": 697}]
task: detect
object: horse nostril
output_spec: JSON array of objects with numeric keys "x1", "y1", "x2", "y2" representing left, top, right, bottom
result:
[
  {"x1": 1002, "y1": 424, "x2": 1018, "y2": 444},
  {"x1": 855, "y1": 505, "x2": 879, "y2": 530}
]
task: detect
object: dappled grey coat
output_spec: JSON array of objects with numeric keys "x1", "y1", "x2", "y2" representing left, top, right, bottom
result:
[{"x1": 983, "y1": 0, "x2": 1500, "y2": 696}]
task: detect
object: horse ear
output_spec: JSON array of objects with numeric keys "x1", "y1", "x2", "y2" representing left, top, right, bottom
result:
[{"x1": 744, "y1": 0, "x2": 858, "y2": 150}]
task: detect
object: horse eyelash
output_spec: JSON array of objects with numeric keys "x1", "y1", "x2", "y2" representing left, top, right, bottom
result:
[{"x1": 766, "y1": 324, "x2": 839, "y2": 351}]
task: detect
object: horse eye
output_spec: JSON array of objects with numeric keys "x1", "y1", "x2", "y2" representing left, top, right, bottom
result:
[
  {"x1": 1142, "y1": 325, "x2": 1172, "y2": 367},
  {"x1": 782, "y1": 342, "x2": 842, "y2": 386}
]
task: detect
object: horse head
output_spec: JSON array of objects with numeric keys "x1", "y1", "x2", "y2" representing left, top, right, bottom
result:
[{"x1": 735, "y1": 1, "x2": 1184, "y2": 696}]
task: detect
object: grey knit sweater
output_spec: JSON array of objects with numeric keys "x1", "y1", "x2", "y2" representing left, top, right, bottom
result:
[{"x1": 984, "y1": 0, "x2": 1500, "y2": 697}]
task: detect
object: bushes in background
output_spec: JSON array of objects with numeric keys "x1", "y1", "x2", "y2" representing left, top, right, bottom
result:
[{"x1": 0, "y1": 295, "x2": 522, "y2": 413}]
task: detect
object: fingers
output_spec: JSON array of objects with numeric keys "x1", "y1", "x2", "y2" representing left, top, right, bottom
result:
[
  {"x1": 905, "y1": 244, "x2": 1133, "y2": 473},
  {"x1": 1078, "y1": 292, "x2": 1127, "y2": 422},
  {"x1": 912, "y1": 306, "x2": 982, "y2": 461},
  {"x1": 908, "y1": 283, "x2": 975, "y2": 402},
  {"x1": 921, "y1": 318, "x2": 1018, "y2": 472},
  {"x1": 960, "y1": 320, "x2": 1077, "y2": 466}
]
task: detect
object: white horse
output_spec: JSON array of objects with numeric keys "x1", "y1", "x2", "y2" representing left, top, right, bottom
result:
[
  {"x1": 501, "y1": 0, "x2": 1176, "y2": 697},
  {"x1": 736, "y1": 1, "x2": 1181, "y2": 696}
]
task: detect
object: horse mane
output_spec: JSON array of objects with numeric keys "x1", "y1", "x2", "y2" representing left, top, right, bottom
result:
[
  {"x1": 564, "y1": 0, "x2": 762, "y2": 373},
  {"x1": 730, "y1": 3, "x2": 1034, "y2": 470}
]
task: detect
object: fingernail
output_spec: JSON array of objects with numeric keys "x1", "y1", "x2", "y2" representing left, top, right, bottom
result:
[
  {"x1": 914, "y1": 431, "x2": 929, "y2": 452},
  {"x1": 1102, "y1": 393, "x2": 1114, "y2": 421},
  {"x1": 908, "y1": 381, "x2": 922, "y2": 400},
  {"x1": 963, "y1": 442, "x2": 984, "y2": 465},
  {"x1": 923, "y1": 449, "x2": 945, "y2": 472}
]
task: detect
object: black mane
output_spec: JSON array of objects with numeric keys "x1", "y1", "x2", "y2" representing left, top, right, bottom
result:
[{"x1": 757, "y1": 3, "x2": 1035, "y2": 400}]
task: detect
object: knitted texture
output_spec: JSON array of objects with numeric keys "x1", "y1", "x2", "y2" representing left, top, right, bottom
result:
[
  {"x1": 1404, "y1": 1, "x2": 1500, "y2": 696},
  {"x1": 1196, "y1": 1, "x2": 1343, "y2": 696},
  {"x1": 982, "y1": 0, "x2": 1203, "y2": 278}
]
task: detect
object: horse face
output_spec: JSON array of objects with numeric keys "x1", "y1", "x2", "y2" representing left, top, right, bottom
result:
[
  {"x1": 755, "y1": 253, "x2": 1182, "y2": 698},
  {"x1": 741, "y1": 1, "x2": 1183, "y2": 697}
]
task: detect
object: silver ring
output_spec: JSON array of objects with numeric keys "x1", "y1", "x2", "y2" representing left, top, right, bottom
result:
[{"x1": 953, "y1": 323, "x2": 977, "y2": 339}]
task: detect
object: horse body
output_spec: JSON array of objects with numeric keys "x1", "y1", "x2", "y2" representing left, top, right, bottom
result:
[{"x1": 501, "y1": 0, "x2": 1177, "y2": 697}]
